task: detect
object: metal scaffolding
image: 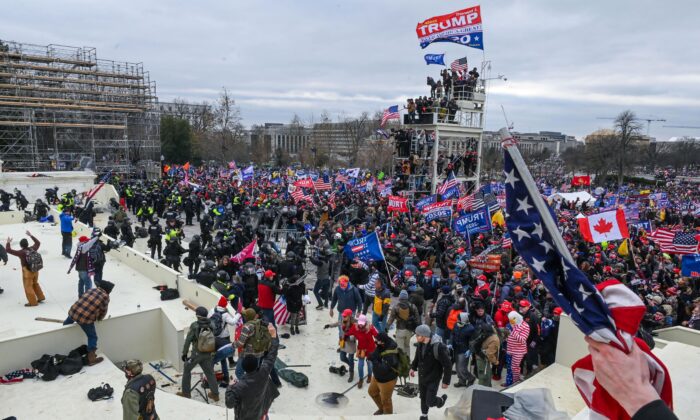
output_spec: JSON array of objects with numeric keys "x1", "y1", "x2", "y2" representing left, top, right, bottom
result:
[{"x1": 0, "y1": 40, "x2": 159, "y2": 173}]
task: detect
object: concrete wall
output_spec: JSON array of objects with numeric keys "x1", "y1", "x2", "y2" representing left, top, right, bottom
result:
[
  {"x1": 0, "y1": 308, "x2": 167, "y2": 374},
  {"x1": 654, "y1": 326, "x2": 700, "y2": 348},
  {"x1": 0, "y1": 171, "x2": 96, "y2": 203},
  {"x1": 555, "y1": 315, "x2": 588, "y2": 367},
  {"x1": 0, "y1": 211, "x2": 25, "y2": 225}
]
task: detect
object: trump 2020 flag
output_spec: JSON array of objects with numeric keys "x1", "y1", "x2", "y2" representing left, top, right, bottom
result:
[
  {"x1": 344, "y1": 232, "x2": 385, "y2": 262},
  {"x1": 577, "y1": 209, "x2": 629, "y2": 243},
  {"x1": 500, "y1": 127, "x2": 672, "y2": 420},
  {"x1": 437, "y1": 171, "x2": 460, "y2": 200},
  {"x1": 424, "y1": 53, "x2": 445, "y2": 65}
]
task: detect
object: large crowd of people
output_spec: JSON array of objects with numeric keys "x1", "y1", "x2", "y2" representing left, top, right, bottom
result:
[{"x1": 2, "y1": 151, "x2": 697, "y2": 419}]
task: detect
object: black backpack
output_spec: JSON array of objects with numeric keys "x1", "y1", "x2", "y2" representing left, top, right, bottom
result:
[{"x1": 31, "y1": 354, "x2": 60, "y2": 381}]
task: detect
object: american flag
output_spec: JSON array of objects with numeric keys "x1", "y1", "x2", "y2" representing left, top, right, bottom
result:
[
  {"x1": 381, "y1": 105, "x2": 400, "y2": 127},
  {"x1": 273, "y1": 297, "x2": 290, "y2": 326},
  {"x1": 328, "y1": 191, "x2": 337, "y2": 209},
  {"x1": 501, "y1": 232, "x2": 512, "y2": 249},
  {"x1": 290, "y1": 188, "x2": 311, "y2": 205},
  {"x1": 84, "y1": 171, "x2": 112, "y2": 203},
  {"x1": 650, "y1": 228, "x2": 699, "y2": 254},
  {"x1": 437, "y1": 171, "x2": 459, "y2": 198},
  {"x1": 314, "y1": 174, "x2": 331, "y2": 191},
  {"x1": 0, "y1": 368, "x2": 35, "y2": 384},
  {"x1": 458, "y1": 191, "x2": 484, "y2": 211},
  {"x1": 501, "y1": 131, "x2": 672, "y2": 419},
  {"x1": 483, "y1": 192, "x2": 500, "y2": 214},
  {"x1": 450, "y1": 57, "x2": 468, "y2": 73}
]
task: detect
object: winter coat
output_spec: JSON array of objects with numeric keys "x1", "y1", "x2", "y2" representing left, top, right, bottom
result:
[
  {"x1": 282, "y1": 278, "x2": 305, "y2": 313},
  {"x1": 331, "y1": 284, "x2": 362, "y2": 314},
  {"x1": 451, "y1": 321, "x2": 475, "y2": 354},
  {"x1": 225, "y1": 338, "x2": 280, "y2": 420},
  {"x1": 347, "y1": 324, "x2": 378, "y2": 357},
  {"x1": 433, "y1": 294, "x2": 455, "y2": 329},
  {"x1": 410, "y1": 335, "x2": 452, "y2": 385},
  {"x1": 369, "y1": 338, "x2": 399, "y2": 383}
]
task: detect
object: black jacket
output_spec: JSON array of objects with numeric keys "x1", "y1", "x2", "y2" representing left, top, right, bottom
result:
[
  {"x1": 411, "y1": 336, "x2": 452, "y2": 385},
  {"x1": 631, "y1": 400, "x2": 678, "y2": 420},
  {"x1": 369, "y1": 338, "x2": 399, "y2": 383},
  {"x1": 225, "y1": 338, "x2": 280, "y2": 420}
]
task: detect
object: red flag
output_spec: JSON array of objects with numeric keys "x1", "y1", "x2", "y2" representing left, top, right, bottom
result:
[
  {"x1": 571, "y1": 175, "x2": 591, "y2": 186},
  {"x1": 293, "y1": 178, "x2": 314, "y2": 189},
  {"x1": 182, "y1": 162, "x2": 191, "y2": 171},
  {"x1": 230, "y1": 239, "x2": 256, "y2": 264},
  {"x1": 387, "y1": 195, "x2": 409, "y2": 213}
]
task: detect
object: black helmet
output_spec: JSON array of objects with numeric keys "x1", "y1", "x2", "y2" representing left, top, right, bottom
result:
[
  {"x1": 204, "y1": 260, "x2": 216, "y2": 271},
  {"x1": 217, "y1": 270, "x2": 230, "y2": 282},
  {"x1": 286, "y1": 251, "x2": 296, "y2": 260},
  {"x1": 192, "y1": 234, "x2": 201, "y2": 242},
  {"x1": 151, "y1": 217, "x2": 159, "y2": 224}
]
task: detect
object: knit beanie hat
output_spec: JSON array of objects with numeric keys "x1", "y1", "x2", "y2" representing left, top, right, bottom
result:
[
  {"x1": 415, "y1": 324, "x2": 431, "y2": 337},
  {"x1": 242, "y1": 308, "x2": 257, "y2": 322},
  {"x1": 399, "y1": 290, "x2": 409, "y2": 301}
]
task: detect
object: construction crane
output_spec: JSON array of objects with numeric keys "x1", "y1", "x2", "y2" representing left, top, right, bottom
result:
[
  {"x1": 662, "y1": 125, "x2": 700, "y2": 129},
  {"x1": 596, "y1": 116, "x2": 666, "y2": 136}
]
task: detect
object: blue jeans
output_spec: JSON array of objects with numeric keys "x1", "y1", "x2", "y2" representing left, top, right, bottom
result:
[
  {"x1": 213, "y1": 344, "x2": 234, "y2": 383},
  {"x1": 340, "y1": 351, "x2": 355, "y2": 374},
  {"x1": 261, "y1": 308, "x2": 276, "y2": 327},
  {"x1": 93, "y1": 264, "x2": 104, "y2": 284},
  {"x1": 78, "y1": 271, "x2": 92, "y2": 297},
  {"x1": 358, "y1": 357, "x2": 372, "y2": 379},
  {"x1": 372, "y1": 312, "x2": 386, "y2": 333},
  {"x1": 63, "y1": 317, "x2": 98, "y2": 351}
]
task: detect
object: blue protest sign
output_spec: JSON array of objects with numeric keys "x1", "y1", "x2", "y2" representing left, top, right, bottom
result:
[
  {"x1": 453, "y1": 207, "x2": 490, "y2": 235},
  {"x1": 344, "y1": 232, "x2": 385, "y2": 262}
]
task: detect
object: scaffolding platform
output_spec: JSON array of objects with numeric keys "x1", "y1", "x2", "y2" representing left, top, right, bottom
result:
[{"x1": 0, "y1": 40, "x2": 159, "y2": 173}]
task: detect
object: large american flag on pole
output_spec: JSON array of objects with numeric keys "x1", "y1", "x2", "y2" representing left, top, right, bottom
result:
[
  {"x1": 500, "y1": 128, "x2": 672, "y2": 419},
  {"x1": 273, "y1": 297, "x2": 290, "y2": 326},
  {"x1": 381, "y1": 105, "x2": 400, "y2": 127}
]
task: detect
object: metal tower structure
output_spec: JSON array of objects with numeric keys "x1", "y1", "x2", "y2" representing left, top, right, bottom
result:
[
  {"x1": 395, "y1": 65, "x2": 488, "y2": 201},
  {"x1": 0, "y1": 40, "x2": 160, "y2": 173}
]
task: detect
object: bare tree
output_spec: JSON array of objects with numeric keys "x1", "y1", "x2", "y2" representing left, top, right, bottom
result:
[
  {"x1": 214, "y1": 87, "x2": 248, "y2": 162},
  {"x1": 613, "y1": 110, "x2": 643, "y2": 184},
  {"x1": 341, "y1": 111, "x2": 373, "y2": 165}
]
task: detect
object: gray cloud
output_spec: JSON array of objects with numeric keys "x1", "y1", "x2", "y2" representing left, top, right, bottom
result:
[{"x1": 3, "y1": 0, "x2": 699, "y2": 140}]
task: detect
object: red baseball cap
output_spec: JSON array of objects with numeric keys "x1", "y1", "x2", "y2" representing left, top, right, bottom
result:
[
  {"x1": 264, "y1": 270, "x2": 275, "y2": 278},
  {"x1": 425, "y1": 270, "x2": 433, "y2": 277},
  {"x1": 342, "y1": 308, "x2": 353, "y2": 318},
  {"x1": 553, "y1": 307, "x2": 563, "y2": 316},
  {"x1": 519, "y1": 299, "x2": 531, "y2": 308},
  {"x1": 419, "y1": 261, "x2": 429, "y2": 268}
]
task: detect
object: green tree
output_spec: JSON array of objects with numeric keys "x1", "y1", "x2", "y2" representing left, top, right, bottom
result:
[{"x1": 160, "y1": 115, "x2": 193, "y2": 164}]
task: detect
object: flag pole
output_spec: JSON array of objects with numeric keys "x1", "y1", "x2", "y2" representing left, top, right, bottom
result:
[{"x1": 499, "y1": 128, "x2": 574, "y2": 265}]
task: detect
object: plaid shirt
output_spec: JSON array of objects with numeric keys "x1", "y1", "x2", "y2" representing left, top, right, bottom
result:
[{"x1": 68, "y1": 287, "x2": 109, "y2": 324}]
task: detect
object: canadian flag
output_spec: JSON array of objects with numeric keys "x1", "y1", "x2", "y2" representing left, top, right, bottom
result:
[{"x1": 578, "y1": 209, "x2": 629, "y2": 243}]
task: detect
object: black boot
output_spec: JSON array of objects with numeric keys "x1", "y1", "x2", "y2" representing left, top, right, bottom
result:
[
  {"x1": 347, "y1": 369, "x2": 355, "y2": 383},
  {"x1": 291, "y1": 327, "x2": 296, "y2": 335},
  {"x1": 294, "y1": 326, "x2": 300, "y2": 334}
]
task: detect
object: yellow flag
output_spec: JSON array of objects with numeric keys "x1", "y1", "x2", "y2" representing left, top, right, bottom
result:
[
  {"x1": 491, "y1": 209, "x2": 505, "y2": 227},
  {"x1": 618, "y1": 239, "x2": 629, "y2": 257}
]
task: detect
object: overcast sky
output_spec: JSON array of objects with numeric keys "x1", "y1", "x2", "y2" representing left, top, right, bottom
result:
[{"x1": 3, "y1": 0, "x2": 700, "y2": 140}]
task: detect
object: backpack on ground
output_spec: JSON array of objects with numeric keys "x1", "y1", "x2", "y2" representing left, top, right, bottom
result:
[
  {"x1": 87, "y1": 383, "x2": 114, "y2": 401},
  {"x1": 31, "y1": 354, "x2": 59, "y2": 381},
  {"x1": 210, "y1": 311, "x2": 225, "y2": 336},
  {"x1": 196, "y1": 324, "x2": 216, "y2": 353},
  {"x1": 25, "y1": 249, "x2": 43, "y2": 272},
  {"x1": 249, "y1": 319, "x2": 272, "y2": 354},
  {"x1": 381, "y1": 348, "x2": 411, "y2": 378}
]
